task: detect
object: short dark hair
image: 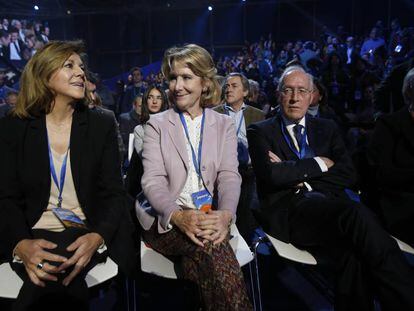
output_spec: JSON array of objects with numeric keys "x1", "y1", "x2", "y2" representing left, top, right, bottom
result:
[{"x1": 130, "y1": 67, "x2": 141, "y2": 75}]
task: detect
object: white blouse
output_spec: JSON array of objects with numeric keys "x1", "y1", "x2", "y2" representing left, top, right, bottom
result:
[{"x1": 175, "y1": 114, "x2": 207, "y2": 209}]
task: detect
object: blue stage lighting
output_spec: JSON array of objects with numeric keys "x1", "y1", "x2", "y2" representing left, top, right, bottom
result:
[
  {"x1": 34, "y1": 5, "x2": 39, "y2": 10},
  {"x1": 208, "y1": 5, "x2": 213, "y2": 11}
]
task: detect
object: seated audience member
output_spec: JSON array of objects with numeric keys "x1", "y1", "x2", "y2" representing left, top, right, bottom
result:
[
  {"x1": 119, "y1": 94, "x2": 142, "y2": 149},
  {"x1": 0, "y1": 89, "x2": 17, "y2": 118},
  {"x1": 0, "y1": 68, "x2": 17, "y2": 104},
  {"x1": 247, "y1": 79, "x2": 262, "y2": 110},
  {"x1": 0, "y1": 41, "x2": 135, "y2": 311},
  {"x1": 121, "y1": 67, "x2": 146, "y2": 114},
  {"x1": 307, "y1": 78, "x2": 337, "y2": 120},
  {"x1": 87, "y1": 76, "x2": 125, "y2": 162},
  {"x1": 133, "y1": 85, "x2": 168, "y2": 157},
  {"x1": 137, "y1": 44, "x2": 252, "y2": 311},
  {"x1": 374, "y1": 56, "x2": 414, "y2": 114},
  {"x1": 360, "y1": 27, "x2": 385, "y2": 65},
  {"x1": 368, "y1": 68, "x2": 414, "y2": 245},
  {"x1": 247, "y1": 66, "x2": 414, "y2": 310},
  {"x1": 8, "y1": 26, "x2": 27, "y2": 69},
  {"x1": 214, "y1": 72, "x2": 264, "y2": 241}
]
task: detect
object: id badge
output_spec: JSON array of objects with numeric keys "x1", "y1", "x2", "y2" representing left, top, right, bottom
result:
[
  {"x1": 52, "y1": 207, "x2": 87, "y2": 229},
  {"x1": 191, "y1": 189, "x2": 212, "y2": 212}
]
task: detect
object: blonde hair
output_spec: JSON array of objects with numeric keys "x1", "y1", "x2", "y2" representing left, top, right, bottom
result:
[
  {"x1": 161, "y1": 44, "x2": 221, "y2": 108},
  {"x1": 13, "y1": 40, "x2": 91, "y2": 118}
]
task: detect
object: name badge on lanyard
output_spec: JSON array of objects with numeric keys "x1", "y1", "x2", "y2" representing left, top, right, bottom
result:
[
  {"x1": 47, "y1": 136, "x2": 87, "y2": 229},
  {"x1": 179, "y1": 110, "x2": 213, "y2": 211}
]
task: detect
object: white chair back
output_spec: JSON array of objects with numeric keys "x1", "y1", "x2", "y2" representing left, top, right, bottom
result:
[
  {"x1": 140, "y1": 224, "x2": 254, "y2": 278},
  {"x1": 0, "y1": 258, "x2": 118, "y2": 299}
]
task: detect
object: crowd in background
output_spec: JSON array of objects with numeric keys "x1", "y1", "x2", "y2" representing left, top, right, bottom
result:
[
  {"x1": 0, "y1": 17, "x2": 50, "y2": 105},
  {"x1": 1, "y1": 17, "x2": 414, "y2": 160}
]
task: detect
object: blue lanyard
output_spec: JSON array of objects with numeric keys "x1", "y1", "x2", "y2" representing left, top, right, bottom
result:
[
  {"x1": 224, "y1": 106, "x2": 244, "y2": 136},
  {"x1": 179, "y1": 110, "x2": 206, "y2": 178},
  {"x1": 280, "y1": 119, "x2": 307, "y2": 159},
  {"x1": 47, "y1": 135, "x2": 70, "y2": 208}
]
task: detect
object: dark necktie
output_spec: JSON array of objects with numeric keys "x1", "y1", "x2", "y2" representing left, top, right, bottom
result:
[
  {"x1": 293, "y1": 124, "x2": 315, "y2": 158},
  {"x1": 13, "y1": 42, "x2": 20, "y2": 53}
]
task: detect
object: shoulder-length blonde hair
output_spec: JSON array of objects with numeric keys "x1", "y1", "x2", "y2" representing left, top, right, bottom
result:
[
  {"x1": 13, "y1": 40, "x2": 91, "y2": 118},
  {"x1": 161, "y1": 44, "x2": 221, "y2": 108}
]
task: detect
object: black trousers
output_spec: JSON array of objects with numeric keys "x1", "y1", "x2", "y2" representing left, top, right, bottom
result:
[
  {"x1": 236, "y1": 166, "x2": 258, "y2": 241},
  {"x1": 11, "y1": 227, "x2": 105, "y2": 311},
  {"x1": 287, "y1": 195, "x2": 414, "y2": 311}
]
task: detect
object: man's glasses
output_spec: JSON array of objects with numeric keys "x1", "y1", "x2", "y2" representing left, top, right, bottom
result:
[{"x1": 281, "y1": 87, "x2": 312, "y2": 97}]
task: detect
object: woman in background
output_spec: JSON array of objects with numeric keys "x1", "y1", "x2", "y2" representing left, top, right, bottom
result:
[{"x1": 133, "y1": 85, "x2": 168, "y2": 157}]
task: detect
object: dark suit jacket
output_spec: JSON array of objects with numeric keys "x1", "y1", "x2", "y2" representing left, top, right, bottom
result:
[
  {"x1": 213, "y1": 103, "x2": 265, "y2": 127},
  {"x1": 367, "y1": 108, "x2": 414, "y2": 230},
  {"x1": 0, "y1": 104, "x2": 137, "y2": 275},
  {"x1": 374, "y1": 58, "x2": 414, "y2": 113},
  {"x1": 119, "y1": 109, "x2": 141, "y2": 148},
  {"x1": 247, "y1": 115, "x2": 357, "y2": 241}
]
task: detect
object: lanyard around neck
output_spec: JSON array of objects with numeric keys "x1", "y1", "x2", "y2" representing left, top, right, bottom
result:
[
  {"x1": 47, "y1": 135, "x2": 70, "y2": 208},
  {"x1": 179, "y1": 110, "x2": 206, "y2": 178},
  {"x1": 224, "y1": 105, "x2": 244, "y2": 135}
]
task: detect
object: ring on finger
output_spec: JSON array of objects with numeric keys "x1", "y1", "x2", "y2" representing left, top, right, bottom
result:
[{"x1": 36, "y1": 261, "x2": 44, "y2": 270}]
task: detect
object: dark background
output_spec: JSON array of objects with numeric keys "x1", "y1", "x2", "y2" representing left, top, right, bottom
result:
[{"x1": 1, "y1": 0, "x2": 413, "y2": 78}]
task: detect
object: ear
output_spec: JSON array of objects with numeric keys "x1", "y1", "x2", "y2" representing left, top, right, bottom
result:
[
  {"x1": 243, "y1": 89, "x2": 249, "y2": 98},
  {"x1": 202, "y1": 79, "x2": 210, "y2": 93}
]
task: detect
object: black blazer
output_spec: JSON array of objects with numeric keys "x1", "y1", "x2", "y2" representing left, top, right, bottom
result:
[
  {"x1": 247, "y1": 115, "x2": 357, "y2": 241},
  {"x1": 374, "y1": 57, "x2": 414, "y2": 113},
  {"x1": 0, "y1": 104, "x2": 137, "y2": 275},
  {"x1": 367, "y1": 108, "x2": 414, "y2": 230}
]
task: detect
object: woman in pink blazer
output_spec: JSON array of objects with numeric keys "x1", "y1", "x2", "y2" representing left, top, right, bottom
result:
[{"x1": 136, "y1": 44, "x2": 252, "y2": 310}]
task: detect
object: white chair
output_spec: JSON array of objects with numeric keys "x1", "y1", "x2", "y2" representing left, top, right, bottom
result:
[
  {"x1": 140, "y1": 224, "x2": 254, "y2": 278},
  {"x1": 0, "y1": 258, "x2": 118, "y2": 299},
  {"x1": 392, "y1": 236, "x2": 414, "y2": 255},
  {"x1": 264, "y1": 233, "x2": 317, "y2": 265},
  {"x1": 263, "y1": 234, "x2": 414, "y2": 266},
  {"x1": 128, "y1": 133, "x2": 135, "y2": 162}
]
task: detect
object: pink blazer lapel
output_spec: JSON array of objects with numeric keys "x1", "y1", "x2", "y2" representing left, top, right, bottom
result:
[{"x1": 168, "y1": 109, "x2": 190, "y2": 171}]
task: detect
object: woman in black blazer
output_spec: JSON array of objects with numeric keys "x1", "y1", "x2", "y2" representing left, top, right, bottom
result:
[
  {"x1": 368, "y1": 67, "x2": 414, "y2": 245},
  {"x1": 0, "y1": 41, "x2": 135, "y2": 310}
]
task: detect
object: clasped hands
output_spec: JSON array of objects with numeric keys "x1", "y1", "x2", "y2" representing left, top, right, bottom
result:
[
  {"x1": 171, "y1": 209, "x2": 232, "y2": 247},
  {"x1": 14, "y1": 232, "x2": 103, "y2": 287}
]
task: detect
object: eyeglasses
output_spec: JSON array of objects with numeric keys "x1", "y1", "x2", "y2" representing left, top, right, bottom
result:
[{"x1": 281, "y1": 87, "x2": 312, "y2": 97}]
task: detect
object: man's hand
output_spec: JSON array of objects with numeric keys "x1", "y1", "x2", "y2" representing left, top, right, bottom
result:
[
  {"x1": 268, "y1": 151, "x2": 281, "y2": 163},
  {"x1": 319, "y1": 156, "x2": 335, "y2": 169}
]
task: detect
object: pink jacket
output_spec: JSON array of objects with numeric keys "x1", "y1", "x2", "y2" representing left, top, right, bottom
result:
[{"x1": 137, "y1": 108, "x2": 241, "y2": 233}]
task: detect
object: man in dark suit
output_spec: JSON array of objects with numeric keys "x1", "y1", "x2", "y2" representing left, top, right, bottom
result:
[
  {"x1": 214, "y1": 72, "x2": 264, "y2": 241},
  {"x1": 247, "y1": 66, "x2": 414, "y2": 310},
  {"x1": 374, "y1": 56, "x2": 414, "y2": 113},
  {"x1": 121, "y1": 67, "x2": 146, "y2": 114},
  {"x1": 368, "y1": 68, "x2": 414, "y2": 245}
]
